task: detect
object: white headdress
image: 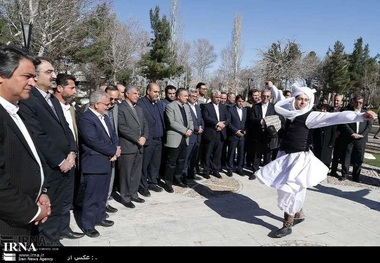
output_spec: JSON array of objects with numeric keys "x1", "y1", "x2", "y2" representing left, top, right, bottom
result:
[{"x1": 275, "y1": 84, "x2": 316, "y2": 121}]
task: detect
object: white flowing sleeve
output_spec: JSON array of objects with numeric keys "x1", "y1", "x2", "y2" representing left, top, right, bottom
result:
[
  {"x1": 270, "y1": 85, "x2": 285, "y2": 103},
  {"x1": 305, "y1": 111, "x2": 365, "y2": 129}
]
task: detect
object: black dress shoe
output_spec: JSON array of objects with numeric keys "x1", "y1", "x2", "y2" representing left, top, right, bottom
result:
[
  {"x1": 82, "y1": 229, "x2": 100, "y2": 238},
  {"x1": 202, "y1": 172, "x2": 210, "y2": 179},
  {"x1": 175, "y1": 181, "x2": 188, "y2": 188},
  {"x1": 95, "y1": 219, "x2": 114, "y2": 227},
  {"x1": 138, "y1": 188, "x2": 151, "y2": 197},
  {"x1": 148, "y1": 184, "x2": 163, "y2": 192},
  {"x1": 213, "y1": 171, "x2": 222, "y2": 178},
  {"x1": 226, "y1": 170, "x2": 233, "y2": 177},
  {"x1": 123, "y1": 201, "x2": 135, "y2": 208},
  {"x1": 235, "y1": 169, "x2": 244, "y2": 176},
  {"x1": 188, "y1": 175, "x2": 202, "y2": 180},
  {"x1": 165, "y1": 185, "x2": 174, "y2": 193},
  {"x1": 249, "y1": 174, "x2": 256, "y2": 180},
  {"x1": 60, "y1": 230, "x2": 85, "y2": 239},
  {"x1": 106, "y1": 205, "x2": 118, "y2": 213},
  {"x1": 338, "y1": 175, "x2": 347, "y2": 181},
  {"x1": 131, "y1": 197, "x2": 145, "y2": 203}
]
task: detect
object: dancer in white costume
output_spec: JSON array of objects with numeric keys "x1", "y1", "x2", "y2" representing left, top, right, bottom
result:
[{"x1": 256, "y1": 82, "x2": 376, "y2": 238}]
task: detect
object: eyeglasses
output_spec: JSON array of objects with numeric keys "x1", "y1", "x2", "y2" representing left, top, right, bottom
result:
[
  {"x1": 97, "y1": 102, "x2": 110, "y2": 107},
  {"x1": 355, "y1": 101, "x2": 363, "y2": 104},
  {"x1": 110, "y1": 98, "x2": 118, "y2": 101},
  {"x1": 38, "y1": 69, "x2": 56, "y2": 75}
]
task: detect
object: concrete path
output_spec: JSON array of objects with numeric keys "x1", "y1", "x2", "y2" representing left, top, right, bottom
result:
[{"x1": 61, "y1": 171, "x2": 380, "y2": 247}]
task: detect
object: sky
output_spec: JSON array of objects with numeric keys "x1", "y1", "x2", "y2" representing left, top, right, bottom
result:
[{"x1": 113, "y1": 0, "x2": 380, "y2": 70}]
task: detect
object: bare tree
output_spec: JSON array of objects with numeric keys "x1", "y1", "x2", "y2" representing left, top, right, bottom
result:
[
  {"x1": 301, "y1": 51, "x2": 322, "y2": 88},
  {"x1": 191, "y1": 38, "x2": 217, "y2": 82},
  {"x1": 258, "y1": 39, "x2": 303, "y2": 89},
  {"x1": 217, "y1": 14, "x2": 243, "y2": 94},
  {"x1": 1, "y1": 0, "x2": 109, "y2": 56},
  {"x1": 102, "y1": 14, "x2": 149, "y2": 83}
]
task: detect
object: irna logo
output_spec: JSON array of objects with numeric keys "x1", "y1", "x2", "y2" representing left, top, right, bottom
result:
[{"x1": 3, "y1": 242, "x2": 37, "y2": 252}]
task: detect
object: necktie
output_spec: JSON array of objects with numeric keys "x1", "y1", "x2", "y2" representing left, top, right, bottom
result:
[
  {"x1": 131, "y1": 104, "x2": 139, "y2": 123},
  {"x1": 70, "y1": 105, "x2": 78, "y2": 144},
  {"x1": 45, "y1": 93, "x2": 59, "y2": 119},
  {"x1": 179, "y1": 104, "x2": 188, "y2": 127},
  {"x1": 108, "y1": 109, "x2": 115, "y2": 131}
]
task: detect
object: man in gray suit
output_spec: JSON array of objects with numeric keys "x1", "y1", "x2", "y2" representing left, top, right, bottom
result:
[
  {"x1": 118, "y1": 86, "x2": 149, "y2": 207},
  {"x1": 163, "y1": 88, "x2": 194, "y2": 193}
]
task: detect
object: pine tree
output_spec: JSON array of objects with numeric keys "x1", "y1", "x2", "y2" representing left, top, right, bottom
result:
[{"x1": 138, "y1": 6, "x2": 183, "y2": 82}]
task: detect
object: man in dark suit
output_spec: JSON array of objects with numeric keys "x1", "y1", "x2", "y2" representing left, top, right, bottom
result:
[
  {"x1": 52, "y1": 73, "x2": 84, "y2": 240},
  {"x1": 247, "y1": 89, "x2": 277, "y2": 180},
  {"x1": 18, "y1": 58, "x2": 77, "y2": 247},
  {"x1": 329, "y1": 94, "x2": 344, "y2": 177},
  {"x1": 0, "y1": 46, "x2": 50, "y2": 241},
  {"x1": 183, "y1": 88, "x2": 204, "y2": 181},
  {"x1": 137, "y1": 83, "x2": 165, "y2": 196},
  {"x1": 118, "y1": 86, "x2": 148, "y2": 208},
  {"x1": 78, "y1": 90, "x2": 121, "y2": 238},
  {"x1": 201, "y1": 89, "x2": 230, "y2": 179},
  {"x1": 226, "y1": 95, "x2": 247, "y2": 177},
  {"x1": 339, "y1": 95, "x2": 372, "y2": 182},
  {"x1": 104, "y1": 85, "x2": 120, "y2": 213}
]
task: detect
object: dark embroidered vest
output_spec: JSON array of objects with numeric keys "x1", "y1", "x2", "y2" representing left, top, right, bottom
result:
[{"x1": 280, "y1": 111, "x2": 312, "y2": 154}]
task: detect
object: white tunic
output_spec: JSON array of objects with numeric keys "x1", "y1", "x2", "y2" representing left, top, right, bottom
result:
[{"x1": 256, "y1": 87, "x2": 366, "y2": 214}]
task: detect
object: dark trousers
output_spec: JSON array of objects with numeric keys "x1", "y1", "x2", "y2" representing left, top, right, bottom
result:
[
  {"x1": 81, "y1": 172, "x2": 111, "y2": 230},
  {"x1": 341, "y1": 139, "x2": 365, "y2": 180},
  {"x1": 203, "y1": 134, "x2": 223, "y2": 174},
  {"x1": 227, "y1": 137, "x2": 245, "y2": 171},
  {"x1": 330, "y1": 137, "x2": 343, "y2": 174},
  {"x1": 119, "y1": 152, "x2": 143, "y2": 203},
  {"x1": 141, "y1": 139, "x2": 162, "y2": 190},
  {"x1": 165, "y1": 138, "x2": 188, "y2": 187},
  {"x1": 183, "y1": 140, "x2": 200, "y2": 178},
  {"x1": 37, "y1": 170, "x2": 68, "y2": 246},
  {"x1": 221, "y1": 140, "x2": 228, "y2": 168},
  {"x1": 59, "y1": 169, "x2": 75, "y2": 235},
  {"x1": 252, "y1": 140, "x2": 272, "y2": 173}
]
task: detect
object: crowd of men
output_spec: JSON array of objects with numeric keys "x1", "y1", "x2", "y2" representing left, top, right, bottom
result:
[{"x1": 0, "y1": 46, "x2": 372, "y2": 246}]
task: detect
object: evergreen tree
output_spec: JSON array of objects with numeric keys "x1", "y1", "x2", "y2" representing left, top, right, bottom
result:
[
  {"x1": 348, "y1": 37, "x2": 377, "y2": 93},
  {"x1": 322, "y1": 41, "x2": 350, "y2": 94},
  {"x1": 138, "y1": 6, "x2": 183, "y2": 82}
]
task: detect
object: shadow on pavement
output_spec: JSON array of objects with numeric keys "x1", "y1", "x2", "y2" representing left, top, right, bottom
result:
[
  {"x1": 190, "y1": 181, "x2": 282, "y2": 232},
  {"x1": 310, "y1": 184, "x2": 380, "y2": 212}
]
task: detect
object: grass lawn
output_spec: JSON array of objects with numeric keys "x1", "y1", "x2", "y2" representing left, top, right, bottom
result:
[{"x1": 364, "y1": 152, "x2": 380, "y2": 167}]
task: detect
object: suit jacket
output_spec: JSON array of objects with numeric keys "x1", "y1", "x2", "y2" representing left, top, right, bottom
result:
[
  {"x1": 78, "y1": 109, "x2": 119, "y2": 174},
  {"x1": 137, "y1": 97, "x2": 165, "y2": 145},
  {"x1": 227, "y1": 105, "x2": 247, "y2": 141},
  {"x1": 164, "y1": 101, "x2": 194, "y2": 148},
  {"x1": 18, "y1": 87, "x2": 77, "y2": 181},
  {"x1": 187, "y1": 103, "x2": 204, "y2": 144},
  {"x1": 248, "y1": 102, "x2": 277, "y2": 142},
  {"x1": 340, "y1": 109, "x2": 372, "y2": 143},
  {"x1": 0, "y1": 105, "x2": 45, "y2": 235},
  {"x1": 107, "y1": 103, "x2": 119, "y2": 136},
  {"x1": 201, "y1": 102, "x2": 230, "y2": 141},
  {"x1": 118, "y1": 101, "x2": 149, "y2": 154}
]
